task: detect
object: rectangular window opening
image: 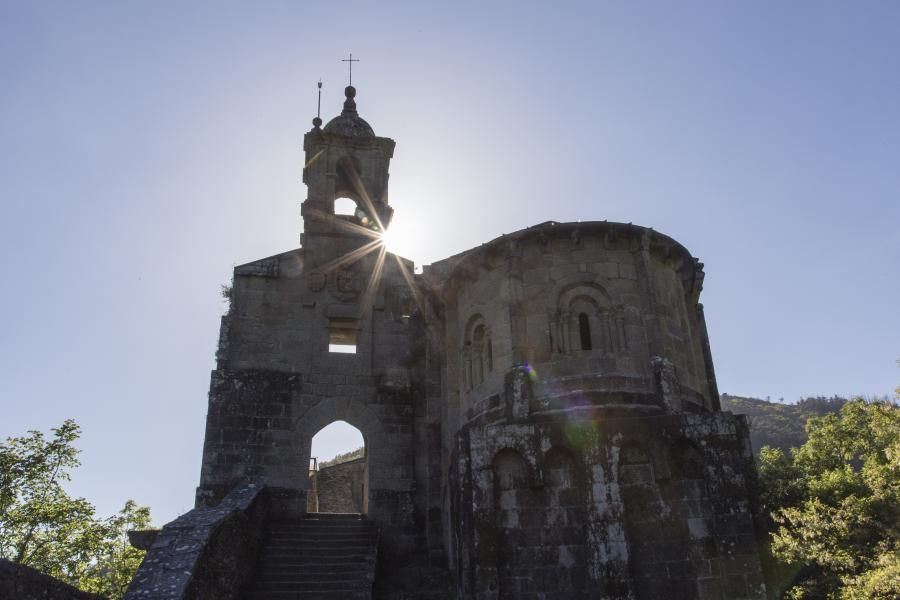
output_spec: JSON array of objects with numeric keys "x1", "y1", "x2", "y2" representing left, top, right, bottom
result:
[
  {"x1": 329, "y1": 343, "x2": 357, "y2": 354},
  {"x1": 328, "y1": 319, "x2": 359, "y2": 354}
]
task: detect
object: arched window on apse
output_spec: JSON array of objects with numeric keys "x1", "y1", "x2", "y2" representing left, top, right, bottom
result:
[
  {"x1": 568, "y1": 295, "x2": 599, "y2": 353},
  {"x1": 578, "y1": 313, "x2": 592, "y2": 351},
  {"x1": 309, "y1": 421, "x2": 367, "y2": 514},
  {"x1": 463, "y1": 315, "x2": 492, "y2": 390},
  {"x1": 555, "y1": 283, "x2": 617, "y2": 356},
  {"x1": 473, "y1": 324, "x2": 486, "y2": 383}
]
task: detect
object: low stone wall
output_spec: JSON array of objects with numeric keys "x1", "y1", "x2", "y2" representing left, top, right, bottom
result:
[
  {"x1": 124, "y1": 480, "x2": 267, "y2": 600},
  {"x1": 312, "y1": 457, "x2": 367, "y2": 513},
  {"x1": 0, "y1": 558, "x2": 103, "y2": 600}
]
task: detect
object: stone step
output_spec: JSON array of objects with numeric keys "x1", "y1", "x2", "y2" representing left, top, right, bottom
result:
[
  {"x1": 245, "y1": 517, "x2": 377, "y2": 599},
  {"x1": 251, "y1": 578, "x2": 370, "y2": 591},
  {"x1": 269, "y1": 527, "x2": 375, "y2": 535},
  {"x1": 270, "y1": 524, "x2": 373, "y2": 531},
  {"x1": 258, "y1": 552, "x2": 374, "y2": 560},
  {"x1": 259, "y1": 559, "x2": 375, "y2": 568},
  {"x1": 261, "y1": 556, "x2": 370, "y2": 566},
  {"x1": 261, "y1": 533, "x2": 374, "y2": 543},
  {"x1": 258, "y1": 547, "x2": 375, "y2": 557},
  {"x1": 266, "y1": 542, "x2": 372, "y2": 554},
  {"x1": 281, "y1": 524, "x2": 373, "y2": 532},
  {"x1": 263, "y1": 534, "x2": 371, "y2": 539},
  {"x1": 260, "y1": 571, "x2": 372, "y2": 587},
  {"x1": 258, "y1": 565, "x2": 369, "y2": 581},
  {"x1": 274, "y1": 528, "x2": 373, "y2": 537},
  {"x1": 257, "y1": 558, "x2": 375, "y2": 569},
  {"x1": 280, "y1": 522, "x2": 372, "y2": 529},
  {"x1": 264, "y1": 537, "x2": 373, "y2": 548},
  {"x1": 284, "y1": 518, "x2": 369, "y2": 526},
  {"x1": 265, "y1": 538, "x2": 373, "y2": 547},
  {"x1": 259, "y1": 548, "x2": 374, "y2": 557},
  {"x1": 281, "y1": 530, "x2": 372, "y2": 539},
  {"x1": 245, "y1": 589, "x2": 372, "y2": 600}
]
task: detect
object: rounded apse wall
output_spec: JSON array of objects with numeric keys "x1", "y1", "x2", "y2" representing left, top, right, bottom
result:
[{"x1": 430, "y1": 221, "x2": 717, "y2": 423}]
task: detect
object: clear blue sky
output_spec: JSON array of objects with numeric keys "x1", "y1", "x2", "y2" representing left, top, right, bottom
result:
[{"x1": 2, "y1": 1, "x2": 898, "y2": 525}]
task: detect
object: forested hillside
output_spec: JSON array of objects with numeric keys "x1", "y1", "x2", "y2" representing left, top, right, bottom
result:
[
  {"x1": 721, "y1": 393, "x2": 848, "y2": 456},
  {"x1": 319, "y1": 446, "x2": 365, "y2": 468}
]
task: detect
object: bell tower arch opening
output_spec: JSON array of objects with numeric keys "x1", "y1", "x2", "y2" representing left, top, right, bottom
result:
[
  {"x1": 334, "y1": 196, "x2": 359, "y2": 217},
  {"x1": 309, "y1": 420, "x2": 368, "y2": 514}
]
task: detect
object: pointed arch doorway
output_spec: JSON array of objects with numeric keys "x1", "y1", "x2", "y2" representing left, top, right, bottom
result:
[
  {"x1": 295, "y1": 397, "x2": 387, "y2": 519},
  {"x1": 308, "y1": 420, "x2": 368, "y2": 514}
]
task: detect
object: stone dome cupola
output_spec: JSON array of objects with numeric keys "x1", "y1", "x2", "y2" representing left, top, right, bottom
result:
[
  {"x1": 301, "y1": 82, "x2": 396, "y2": 245},
  {"x1": 323, "y1": 86, "x2": 375, "y2": 137}
]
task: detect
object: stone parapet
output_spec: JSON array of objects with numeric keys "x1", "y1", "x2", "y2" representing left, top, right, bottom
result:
[
  {"x1": 0, "y1": 559, "x2": 103, "y2": 600},
  {"x1": 125, "y1": 481, "x2": 267, "y2": 600}
]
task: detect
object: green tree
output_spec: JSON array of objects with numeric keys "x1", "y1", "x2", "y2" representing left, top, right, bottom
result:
[
  {"x1": 759, "y1": 399, "x2": 900, "y2": 599},
  {"x1": 78, "y1": 500, "x2": 152, "y2": 599},
  {"x1": 0, "y1": 420, "x2": 151, "y2": 599}
]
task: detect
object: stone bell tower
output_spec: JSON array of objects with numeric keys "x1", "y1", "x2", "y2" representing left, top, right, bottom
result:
[
  {"x1": 300, "y1": 85, "x2": 395, "y2": 248},
  {"x1": 191, "y1": 79, "x2": 424, "y2": 579}
]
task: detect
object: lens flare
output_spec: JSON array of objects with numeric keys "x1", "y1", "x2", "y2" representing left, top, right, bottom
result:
[{"x1": 379, "y1": 227, "x2": 395, "y2": 251}]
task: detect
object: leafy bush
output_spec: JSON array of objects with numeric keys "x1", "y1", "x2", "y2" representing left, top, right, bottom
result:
[
  {"x1": 0, "y1": 420, "x2": 151, "y2": 599},
  {"x1": 759, "y1": 399, "x2": 900, "y2": 599}
]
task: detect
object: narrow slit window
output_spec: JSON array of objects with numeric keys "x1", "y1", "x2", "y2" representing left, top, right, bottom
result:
[
  {"x1": 578, "y1": 313, "x2": 592, "y2": 351},
  {"x1": 328, "y1": 318, "x2": 358, "y2": 353}
]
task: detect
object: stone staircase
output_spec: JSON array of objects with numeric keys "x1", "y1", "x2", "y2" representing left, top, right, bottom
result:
[{"x1": 244, "y1": 513, "x2": 378, "y2": 599}]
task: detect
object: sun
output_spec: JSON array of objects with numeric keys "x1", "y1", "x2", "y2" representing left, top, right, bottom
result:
[
  {"x1": 379, "y1": 226, "x2": 398, "y2": 251},
  {"x1": 378, "y1": 217, "x2": 417, "y2": 260}
]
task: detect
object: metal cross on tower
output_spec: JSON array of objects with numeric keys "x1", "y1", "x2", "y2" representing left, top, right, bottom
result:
[{"x1": 342, "y1": 53, "x2": 360, "y2": 85}]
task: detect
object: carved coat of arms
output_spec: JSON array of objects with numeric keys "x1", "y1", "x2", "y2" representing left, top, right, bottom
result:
[{"x1": 330, "y1": 269, "x2": 362, "y2": 301}]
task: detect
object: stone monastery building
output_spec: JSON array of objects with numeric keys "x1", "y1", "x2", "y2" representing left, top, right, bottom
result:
[{"x1": 126, "y1": 85, "x2": 767, "y2": 600}]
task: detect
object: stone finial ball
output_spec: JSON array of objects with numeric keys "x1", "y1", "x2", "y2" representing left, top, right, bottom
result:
[
  {"x1": 345, "y1": 86, "x2": 356, "y2": 98},
  {"x1": 312, "y1": 117, "x2": 323, "y2": 127}
]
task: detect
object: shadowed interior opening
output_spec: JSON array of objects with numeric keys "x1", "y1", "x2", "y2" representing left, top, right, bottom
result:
[{"x1": 309, "y1": 420, "x2": 367, "y2": 514}]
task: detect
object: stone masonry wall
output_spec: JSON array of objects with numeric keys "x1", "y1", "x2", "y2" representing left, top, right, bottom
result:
[
  {"x1": 0, "y1": 559, "x2": 103, "y2": 600},
  {"x1": 312, "y1": 457, "x2": 367, "y2": 513},
  {"x1": 126, "y1": 481, "x2": 266, "y2": 600},
  {"x1": 197, "y1": 245, "x2": 421, "y2": 563},
  {"x1": 454, "y1": 404, "x2": 765, "y2": 600}
]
